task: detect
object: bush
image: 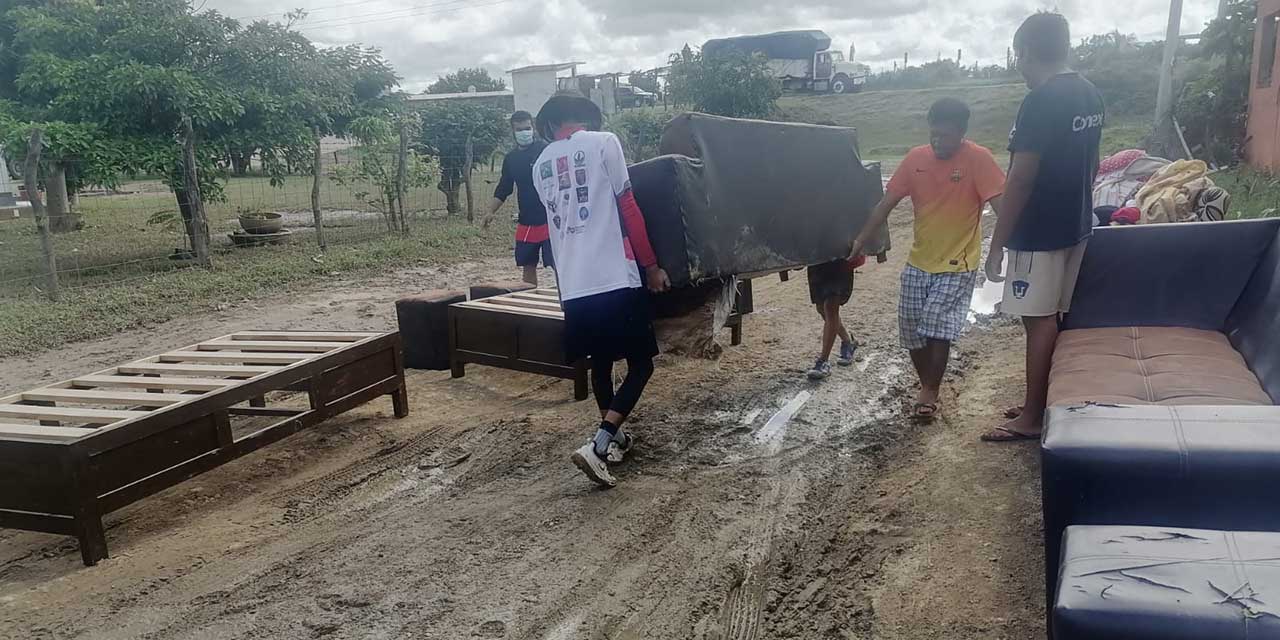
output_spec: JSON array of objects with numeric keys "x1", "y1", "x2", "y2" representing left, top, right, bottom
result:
[
  {"x1": 666, "y1": 47, "x2": 781, "y2": 119},
  {"x1": 606, "y1": 109, "x2": 672, "y2": 163}
]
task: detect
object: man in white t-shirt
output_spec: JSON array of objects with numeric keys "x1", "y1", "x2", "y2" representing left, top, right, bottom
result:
[{"x1": 532, "y1": 93, "x2": 671, "y2": 488}]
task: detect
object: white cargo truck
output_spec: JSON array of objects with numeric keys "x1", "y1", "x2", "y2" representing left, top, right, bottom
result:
[{"x1": 702, "y1": 30, "x2": 869, "y2": 94}]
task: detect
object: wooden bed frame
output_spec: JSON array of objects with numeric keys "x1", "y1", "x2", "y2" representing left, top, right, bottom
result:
[
  {"x1": 0, "y1": 330, "x2": 406, "y2": 566},
  {"x1": 448, "y1": 283, "x2": 751, "y2": 401}
]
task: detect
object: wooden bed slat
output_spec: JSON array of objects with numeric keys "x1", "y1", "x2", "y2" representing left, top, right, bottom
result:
[
  {"x1": 21, "y1": 389, "x2": 191, "y2": 407},
  {"x1": 0, "y1": 404, "x2": 146, "y2": 422},
  {"x1": 158, "y1": 351, "x2": 313, "y2": 364},
  {"x1": 73, "y1": 375, "x2": 233, "y2": 391},
  {"x1": 510, "y1": 291, "x2": 562, "y2": 303},
  {"x1": 478, "y1": 296, "x2": 563, "y2": 311},
  {"x1": 0, "y1": 423, "x2": 93, "y2": 441},
  {"x1": 118, "y1": 363, "x2": 276, "y2": 377},
  {"x1": 231, "y1": 331, "x2": 377, "y2": 342},
  {"x1": 455, "y1": 301, "x2": 565, "y2": 320},
  {"x1": 197, "y1": 340, "x2": 347, "y2": 353}
]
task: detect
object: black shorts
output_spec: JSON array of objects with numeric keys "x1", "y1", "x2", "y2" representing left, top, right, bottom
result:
[
  {"x1": 561, "y1": 287, "x2": 659, "y2": 363},
  {"x1": 807, "y1": 260, "x2": 854, "y2": 306},
  {"x1": 515, "y1": 240, "x2": 554, "y2": 268}
]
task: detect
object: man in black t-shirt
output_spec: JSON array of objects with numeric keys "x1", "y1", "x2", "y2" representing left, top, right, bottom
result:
[
  {"x1": 982, "y1": 12, "x2": 1104, "y2": 442},
  {"x1": 488, "y1": 110, "x2": 551, "y2": 285}
]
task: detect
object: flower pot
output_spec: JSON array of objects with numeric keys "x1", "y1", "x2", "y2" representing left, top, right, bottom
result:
[{"x1": 238, "y1": 212, "x2": 284, "y2": 235}]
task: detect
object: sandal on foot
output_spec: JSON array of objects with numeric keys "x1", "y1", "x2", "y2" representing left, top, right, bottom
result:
[
  {"x1": 1003, "y1": 406, "x2": 1024, "y2": 419},
  {"x1": 980, "y1": 426, "x2": 1040, "y2": 442},
  {"x1": 912, "y1": 402, "x2": 939, "y2": 422}
]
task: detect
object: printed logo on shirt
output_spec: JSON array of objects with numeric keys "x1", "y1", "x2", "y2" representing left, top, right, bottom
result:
[
  {"x1": 546, "y1": 198, "x2": 557, "y2": 213},
  {"x1": 556, "y1": 156, "x2": 569, "y2": 174},
  {"x1": 578, "y1": 206, "x2": 590, "y2": 221},
  {"x1": 1072, "y1": 113, "x2": 1104, "y2": 133},
  {"x1": 539, "y1": 161, "x2": 553, "y2": 180},
  {"x1": 558, "y1": 173, "x2": 570, "y2": 190},
  {"x1": 573, "y1": 150, "x2": 586, "y2": 167},
  {"x1": 1012, "y1": 280, "x2": 1030, "y2": 299},
  {"x1": 552, "y1": 214, "x2": 562, "y2": 230},
  {"x1": 576, "y1": 186, "x2": 589, "y2": 203},
  {"x1": 575, "y1": 168, "x2": 587, "y2": 185},
  {"x1": 950, "y1": 169, "x2": 963, "y2": 183}
]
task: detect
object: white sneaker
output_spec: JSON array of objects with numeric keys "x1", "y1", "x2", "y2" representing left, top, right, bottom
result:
[
  {"x1": 571, "y1": 443, "x2": 617, "y2": 487},
  {"x1": 605, "y1": 432, "x2": 635, "y2": 463}
]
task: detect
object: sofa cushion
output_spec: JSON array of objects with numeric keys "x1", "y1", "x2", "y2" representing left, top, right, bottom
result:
[
  {"x1": 1053, "y1": 525, "x2": 1280, "y2": 639},
  {"x1": 1049, "y1": 327, "x2": 1272, "y2": 407}
]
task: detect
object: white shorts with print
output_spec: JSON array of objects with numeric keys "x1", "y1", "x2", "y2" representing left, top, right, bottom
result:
[{"x1": 1001, "y1": 240, "x2": 1088, "y2": 317}]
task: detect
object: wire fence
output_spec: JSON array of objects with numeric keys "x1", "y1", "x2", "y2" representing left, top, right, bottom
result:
[{"x1": 0, "y1": 140, "x2": 508, "y2": 303}]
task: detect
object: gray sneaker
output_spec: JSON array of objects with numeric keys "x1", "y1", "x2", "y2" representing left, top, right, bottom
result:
[
  {"x1": 837, "y1": 340, "x2": 859, "y2": 366},
  {"x1": 807, "y1": 358, "x2": 832, "y2": 380}
]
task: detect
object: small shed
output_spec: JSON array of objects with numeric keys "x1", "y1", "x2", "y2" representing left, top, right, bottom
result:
[
  {"x1": 508, "y1": 62, "x2": 582, "y2": 116},
  {"x1": 407, "y1": 89, "x2": 515, "y2": 111}
]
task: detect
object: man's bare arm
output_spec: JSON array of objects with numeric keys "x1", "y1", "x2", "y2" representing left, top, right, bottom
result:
[
  {"x1": 985, "y1": 153, "x2": 1039, "y2": 281},
  {"x1": 850, "y1": 192, "x2": 906, "y2": 257}
]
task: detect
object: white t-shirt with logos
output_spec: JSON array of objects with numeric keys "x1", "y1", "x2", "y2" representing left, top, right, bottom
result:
[{"x1": 532, "y1": 131, "x2": 642, "y2": 302}]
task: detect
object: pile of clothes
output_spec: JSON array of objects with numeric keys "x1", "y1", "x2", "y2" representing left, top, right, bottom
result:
[{"x1": 1092, "y1": 149, "x2": 1230, "y2": 226}]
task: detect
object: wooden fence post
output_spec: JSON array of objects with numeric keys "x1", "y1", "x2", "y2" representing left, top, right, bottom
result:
[
  {"x1": 180, "y1": 116, "x2": 212, "y2": 267},
  {"x1": 24, "y1": 128, "x2": 59, "y2": 302},
  {"x1": 311, "y1": 126, "x2": 326, "y2": 250},
  {"x1": 463, "y1": 134, "x2": 474, "y2": 223},
  {"x1": 396, "y1": 120, "x2": 409, "y2": 234}
]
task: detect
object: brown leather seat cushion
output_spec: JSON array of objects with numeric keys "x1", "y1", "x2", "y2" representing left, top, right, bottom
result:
[{"x1": 1049, "y1": 327, "x2": 1273, "y2": 407}]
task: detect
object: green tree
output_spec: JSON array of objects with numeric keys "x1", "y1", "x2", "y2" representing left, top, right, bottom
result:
[
  {"x1": 0, "y1": 0, "x2": 400, "y2": 247},
  {"x1": 1176, "y1": 0, "x2": 1255, "y2": 165},
  {"x1": 329, "y1": 114, "x2": 436, "y2": 231},
  {"x1": 416, "y1": 101, "x2": 507, "y2": 215},
  {"x1": 426, "y1": 67, "x2": 505, "y2": 94},
  {"x1": 666, "y1": 48, "x2": 780, "y2": 119}
]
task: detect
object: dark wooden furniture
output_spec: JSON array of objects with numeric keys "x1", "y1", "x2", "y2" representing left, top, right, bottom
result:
[
  {"x1": 0, "y1": 330, "x2": 407, "y2": 566},
  {"x1": 449, "y1": 283, "x2": 751, "y2": 401}
]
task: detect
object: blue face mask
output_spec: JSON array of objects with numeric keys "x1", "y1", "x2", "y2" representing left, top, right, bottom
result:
[{"x1": 515, "y1": 129, "x2": 535, "y2": 147}]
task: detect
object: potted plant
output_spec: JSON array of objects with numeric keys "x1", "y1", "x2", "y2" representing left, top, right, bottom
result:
[{"x1": 237, "y1": 207, "x2": 284, "y2": 235}]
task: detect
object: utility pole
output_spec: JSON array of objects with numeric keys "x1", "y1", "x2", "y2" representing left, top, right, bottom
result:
[{"x1": 1154, "y1": 0, "x2": 1184, "y2": 128}]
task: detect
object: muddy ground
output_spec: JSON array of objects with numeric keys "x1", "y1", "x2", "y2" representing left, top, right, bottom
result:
[{"x1": 0, "y1": 213, "x2": 1044, "y2": 639}]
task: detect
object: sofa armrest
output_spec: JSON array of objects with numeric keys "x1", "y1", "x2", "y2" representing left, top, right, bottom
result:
[{"x1": 1062, "y1": 219, "x2": 1280, "y2": 331}]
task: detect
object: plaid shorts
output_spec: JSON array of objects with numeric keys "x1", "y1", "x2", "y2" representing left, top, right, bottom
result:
[{"x1": 898, "y1": 265, "x2": 978, "y2": 350}]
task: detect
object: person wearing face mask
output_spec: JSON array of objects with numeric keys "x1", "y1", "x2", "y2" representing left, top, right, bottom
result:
[
  {"x1": 489, "y1": 110, "x2": 551, "y2": 285},
  {"x1": 849, "y1": 98, "x2": 1006, "y2": 422}
]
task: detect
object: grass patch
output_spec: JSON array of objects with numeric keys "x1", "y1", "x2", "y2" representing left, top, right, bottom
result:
[
  {"x1": 777, "y1": 84, "x2": 1152, "y2": 161},
  {"x1": 0, "y1": 217, "x2": 513, "y2": 357},
  {"x1": 1205, "y1": 166, "x2": 1280, "y2": 219}
]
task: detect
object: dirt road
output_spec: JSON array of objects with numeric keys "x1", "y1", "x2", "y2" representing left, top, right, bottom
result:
[{"x1": 0, "y1": 214, "x2": 1044, "y2": 639}]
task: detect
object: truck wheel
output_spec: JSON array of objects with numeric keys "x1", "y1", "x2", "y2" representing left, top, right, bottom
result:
[{"x1": 831, "y1": 74, "x2": 850, "y2": 95}]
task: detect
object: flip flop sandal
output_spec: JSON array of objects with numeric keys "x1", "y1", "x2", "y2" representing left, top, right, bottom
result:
[
  {"x1": 980, "y1": 426, "x2": 1040, "y2": 442},
  {"x1": 912, "y1": 402, "x2": 939, "y2": 422}
]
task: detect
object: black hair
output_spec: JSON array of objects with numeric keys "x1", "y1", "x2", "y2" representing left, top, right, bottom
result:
[
  {"x1": 927, "y1": 97, "x2": 970, "y2": 132},
  {"x1": 510, "y1": 110, "x2": 533, "y2": 124},
  {"x1": 535, "y1": 92, "x2": 603, "y2": 141},
  {"x1": 1013, "y1": 11, "x2": 1071, "y2": 65}
]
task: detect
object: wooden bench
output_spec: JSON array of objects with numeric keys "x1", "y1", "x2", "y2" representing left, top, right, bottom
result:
[
  {"x1": 0, "y1": 330, "x2": 406, "y2": 566},
  {"x1": 449, "y1": 283, "x2": 751, "y2": 401}
]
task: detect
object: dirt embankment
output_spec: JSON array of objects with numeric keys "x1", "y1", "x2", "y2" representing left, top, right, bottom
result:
[{"x1": 0, "y1": 211, "x2": 1045, "y2": 639}]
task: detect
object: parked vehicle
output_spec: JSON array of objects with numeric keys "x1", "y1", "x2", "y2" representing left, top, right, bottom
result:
[
  {"x1": 703, "y1": 30, "x2": 869, "y2": 94},
  {"x1": 616, "y1": 85, "x2": 657, "y2": 108}
]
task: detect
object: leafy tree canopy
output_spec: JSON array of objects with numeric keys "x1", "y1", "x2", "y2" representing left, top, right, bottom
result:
[
  {"x1": 666, "y1": 47, "x2": 780, "y2": 119},
  {"x1": 426, "y1": 67, "x2": 505, "y2": 94}
]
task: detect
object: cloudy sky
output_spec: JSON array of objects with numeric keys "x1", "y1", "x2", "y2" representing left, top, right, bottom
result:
[{"x1": 204, "y1": 0, "x2": 1220, "y2": 92}]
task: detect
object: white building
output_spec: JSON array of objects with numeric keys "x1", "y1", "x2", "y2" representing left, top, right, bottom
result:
[{"x1": 508, "y1": 62, "x2": 581, "y2": 116}]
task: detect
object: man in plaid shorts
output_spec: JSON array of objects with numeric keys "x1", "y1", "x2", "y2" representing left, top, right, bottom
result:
[{"x1": 851, "y1": 98, "x2": 1005, "y2": 421}]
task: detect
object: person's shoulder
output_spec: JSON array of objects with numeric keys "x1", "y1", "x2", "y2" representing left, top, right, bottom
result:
[
  {"x1": 962, "y1": 140, "x2": 997, "y2": 160},
  {"x1": 902, "y1": 145, "x2": 932, "y2": 164}
]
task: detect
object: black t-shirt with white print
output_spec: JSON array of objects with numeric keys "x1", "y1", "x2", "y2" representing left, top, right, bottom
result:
[{"x1": 1007, "y1": 72, "x2": 1105, "y2": 252}]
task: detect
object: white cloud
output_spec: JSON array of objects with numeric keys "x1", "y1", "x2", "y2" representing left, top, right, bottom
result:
[{"x1": 205, "y1": 0, "x2": 1221, "y2": 90}]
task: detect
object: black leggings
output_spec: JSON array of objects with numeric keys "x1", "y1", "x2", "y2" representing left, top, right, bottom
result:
[{"x1": 592, "y1": 355, "x2": 654, "y2": 418}]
